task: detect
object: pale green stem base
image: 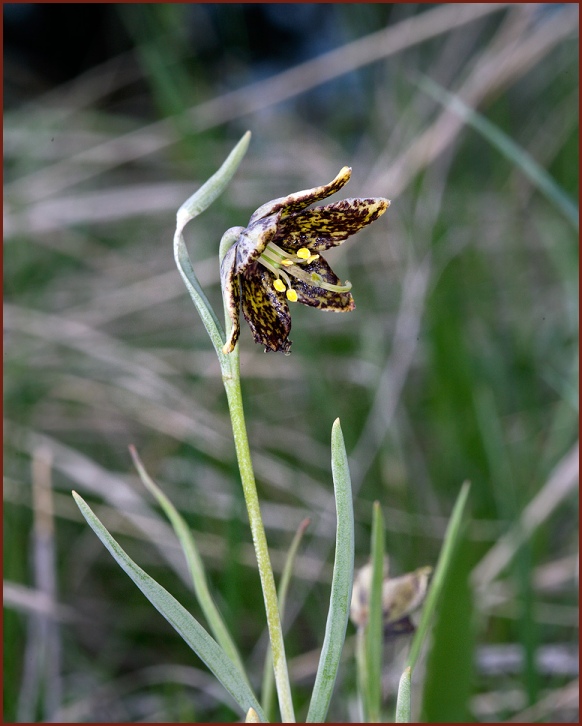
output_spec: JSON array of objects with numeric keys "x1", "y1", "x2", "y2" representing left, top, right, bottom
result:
[{"x1": 222, "y1": 347, "x2": 295, "y2": 723}]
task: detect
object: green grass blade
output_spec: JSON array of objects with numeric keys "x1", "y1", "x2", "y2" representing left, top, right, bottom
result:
[
  {"x1": 306, "y1": 418, "x2": 354, "y2": 723},
  {"x1": 129, "y1": 445, "x2": 249, "y2": 685},
  {"x1": 395, "y1": 666, "x2": 412, "y2": 723},
  {"x1": 177, "y1": 130, "x2": 251, "y2": 228},
  {"x1": 261, "y1": 518, "x2": 311, "y2": 722},
  {"x1": 174, "y1": 227, "x2": 226, "y2": 356},
  {"x1": 420, "y1": 529, "x2": 474, "y2": 722},
  {"x1": 174, "y1": 131, "x2": 251, "y2": 361},
  {"x1": 416, "y1": 75, "x2": 579, "y2": 231},
  {"x1": 365, "y1": 502, "x2": 385, "y2": 722},
  {"x1": 355, "y1": 627, "x2": 368, "y2": 722},
  {"x1": 406, "y1": 481, "x2": 471, "y2": 672},
  {"x1": 72, "y1": 491, "x2": 265, "y2": 721}
]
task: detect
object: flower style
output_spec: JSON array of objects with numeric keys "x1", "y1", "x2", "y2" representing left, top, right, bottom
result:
[{"x1": 220, "y1": 166, "x2": 390, "y2": 353}]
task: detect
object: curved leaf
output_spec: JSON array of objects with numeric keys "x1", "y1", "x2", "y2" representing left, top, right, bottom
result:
[
  {"x1": 72, "y1": 491, "x2": 265, "y2": 721},
  {"x1": 306, "y1": 419, "x2": 354, "y2": 722}
]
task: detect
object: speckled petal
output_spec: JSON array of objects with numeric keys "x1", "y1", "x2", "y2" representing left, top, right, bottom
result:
[
  {"x1": 384, "y1": 616, "x2": 416, "y2": 638},
  {"x1": 220, "y1": 242, "x2": 241, "y2": 354},
  {"x1": 234, "y1": 214, "x2": 281, "y2": 275},
  {"x1": 292, "y1": 256, "x2": 355, "y2": 311},
  {"x1": 273, "y1": 197, "x2": 390, "y2": 252},
  {"x1": 248, "y1": 166, "x2": 352, "y2": 224},
  {"x1": 241, "y1": 266, "x2": 292, "y2": 353}
]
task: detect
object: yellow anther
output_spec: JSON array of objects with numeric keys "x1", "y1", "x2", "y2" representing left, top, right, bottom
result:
[
  {"x1": 273, "y1": 279, "x2": 286, "y2": 293},
  {"x1": 307, "y1": 254, "x2": 320, "y2": 264},
  {"x1": 296, "y1": 248, "x2": 311, "y2": 260},
  {"x1": 286, "y1": 289, "x2": 298, "y2": 302},
  {"x1": 281, "y1": 258, "x2": 293, "y2": 266}
]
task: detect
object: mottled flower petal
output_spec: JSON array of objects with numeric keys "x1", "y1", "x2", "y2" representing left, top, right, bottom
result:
[
  {"x1": 241, "y1": 266, "x2": 292, "y2": 353},
  {"x1": 234, "y1": 214, "x2": 281, "y2": 274},
  {"x1": 249, "y1": 166, "x2": 352, "y2": 225},
  {"x1": 292, "y1": 257, "x2": 355, "y2": 311},
  {"x1": 272, "y1": 198, "x2": 390, "y2": 252},
  {"x1": 220, "y1": 243, "x2": 241, "y2": 354},
  {"x1": 384, "y1": 616, "x2": 416, "y2": 638},
  {"x1": 220, "y1": 164, "x2": 389, "y2": 354}
]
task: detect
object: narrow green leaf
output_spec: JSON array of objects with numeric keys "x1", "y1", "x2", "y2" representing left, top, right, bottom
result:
[
  {"x1": 177, "y1": 131, "x2": 251, "y2": 230},
  {"x1": 173, "y1": 131, "x2": 251, "y2": 362},
  {"x1": 355, "y1": 627, "x2": 368, "y2": 722},
  {"x1": 395, "y1": 666, "x2": 412, "y2": 723},
  {"x1": 129, "y1": 445, "x2": 249, "y2": 685},
  {"x1": 416, "y1": 75, "x2": 579, "y2": 231},
  {"x1": 366, "y1": 502, "x2": 385, "y2": 722},
  {"x1": 406, "y1": 481, "x2": 471, "y2": 672},
  {"x1": 261, "y1": 518, "x2": 311, "y2": 722},
  {"x1": 72, "y1": 491, "x2": 265, "y2": 721},
  {"x1": 306, "y1": 418, "x2": 354, "y2": 723},
  {"x1": 420, "y1": 530, "x2": 474, "y2": 722},
  {"x1": 174, "y1": 229, "x2": 227, "y2": 357}
]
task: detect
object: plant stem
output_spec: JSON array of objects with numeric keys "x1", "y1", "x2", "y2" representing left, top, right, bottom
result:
[{"x1": 222, "y1": 347, "x2": 295, "y2": 723}]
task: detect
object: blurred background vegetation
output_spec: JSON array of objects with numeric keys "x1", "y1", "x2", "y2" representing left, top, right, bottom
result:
[{"x1": 4, "y1": 3, "x2": 578, "y2": 722}]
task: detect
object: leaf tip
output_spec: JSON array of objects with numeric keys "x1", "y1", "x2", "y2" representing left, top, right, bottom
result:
[{"x1": 245, "y1": 707, "x2": 261, "y2": 723}]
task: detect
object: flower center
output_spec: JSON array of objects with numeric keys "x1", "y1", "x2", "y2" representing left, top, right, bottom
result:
[{"x1": 258, "y1": 242, "x2": 352, "y2": 302}]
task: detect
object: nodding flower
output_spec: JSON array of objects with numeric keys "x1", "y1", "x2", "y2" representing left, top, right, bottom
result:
[{"x1": 220, "y1": 166, "x2": 390, "y2": 353}]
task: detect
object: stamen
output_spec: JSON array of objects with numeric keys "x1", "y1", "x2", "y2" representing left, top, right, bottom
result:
[
  {"x1": 259, "y1": 255, "x2": 281, "y2": 277},
  {"x1": 289, "y1": 264, "x2": 352, "y2": 293},
  {"x1": 263, "y1": 242, "x2": 289, "y2": 261},
  {"x1": 278, "y1": 268, "x2": 293, "y2": 288},
  {"x1": 258, "y1": 243, "x2": 351, "y2": 296}
]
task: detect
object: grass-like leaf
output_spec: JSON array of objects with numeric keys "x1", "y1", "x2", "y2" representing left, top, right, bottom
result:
[
  {"x1": 365, "y1": 502, "x2": 385, "y2": 722},
  {"x1": 72, "y1": 491, "x2": 265, "y2": 722},
  {"x1": 261, "y1": 518, "x2": 311, "y2": 722},
  {"x1": 395, "y1": 666, "x2": 412, "y2": 723},
  {"x1": 129, "y1": 445, "x2": 249, "y2": 685},
  {"x1": 176, "y1": 130, "x2": 251, "y2": 228},
  {"x1": 306, "y1": 418, "x2": 354, "y2": 723},
  {"x1": 416, "y1": 75, "x2": 579, "y2": 231},
  {"x1": 174, "y1": 131, "x2": 251, "y2": 361},
  {"x1": 420, "y1": 527, "x2": 474, "y2": 722},
  {"x1": 406, "y1": 481, "x2": 471, "y2": 672}
]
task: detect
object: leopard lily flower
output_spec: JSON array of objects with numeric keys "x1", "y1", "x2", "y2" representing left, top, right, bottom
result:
[{"x1": 220, "y1": 166, "x2": 390, "y2": 354}]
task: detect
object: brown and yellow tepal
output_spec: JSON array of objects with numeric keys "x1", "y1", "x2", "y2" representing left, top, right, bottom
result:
[{"x1": 220, "y1": 166, "x2": 390, "y2": 353}]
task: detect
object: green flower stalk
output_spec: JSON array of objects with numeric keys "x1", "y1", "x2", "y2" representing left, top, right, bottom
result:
[{"x1": 173, "y1": 132, "x2": 389, "y2": 722}]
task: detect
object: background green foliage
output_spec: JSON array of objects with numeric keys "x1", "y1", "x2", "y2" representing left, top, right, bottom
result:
[{"x1": 4, "y1": 4, "x2": 578, "y2": 722}]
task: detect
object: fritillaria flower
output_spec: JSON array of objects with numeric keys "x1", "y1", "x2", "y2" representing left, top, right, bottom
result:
[
  {"x1": 350, "y1": 559, "x2": 432, "y2": 637},
  {"x1": 220, "y1": 166, "x2": 390, "y2": 353}
]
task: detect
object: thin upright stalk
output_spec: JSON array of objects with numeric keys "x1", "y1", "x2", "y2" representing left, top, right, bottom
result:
[
  {"x1": 222, "y1": 347, "x2": 295, "y2": 723},
  {"x1": 175, "y1": 132, "x2": 295, "y2": 721}
]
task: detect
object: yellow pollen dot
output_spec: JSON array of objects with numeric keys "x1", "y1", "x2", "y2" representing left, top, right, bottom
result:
[
  {"x1": 296, "y1": 248, "x2": 311, "y2": 260},
  {"x1": 273, "y1": 279, "x2": 286, "y2": 293},
  {"x1": 281, "y1": 258, "x2": 293, "y2": 266},
  {"x1": 286, "y1": 289, "x2": 298, "y2": 302}
]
